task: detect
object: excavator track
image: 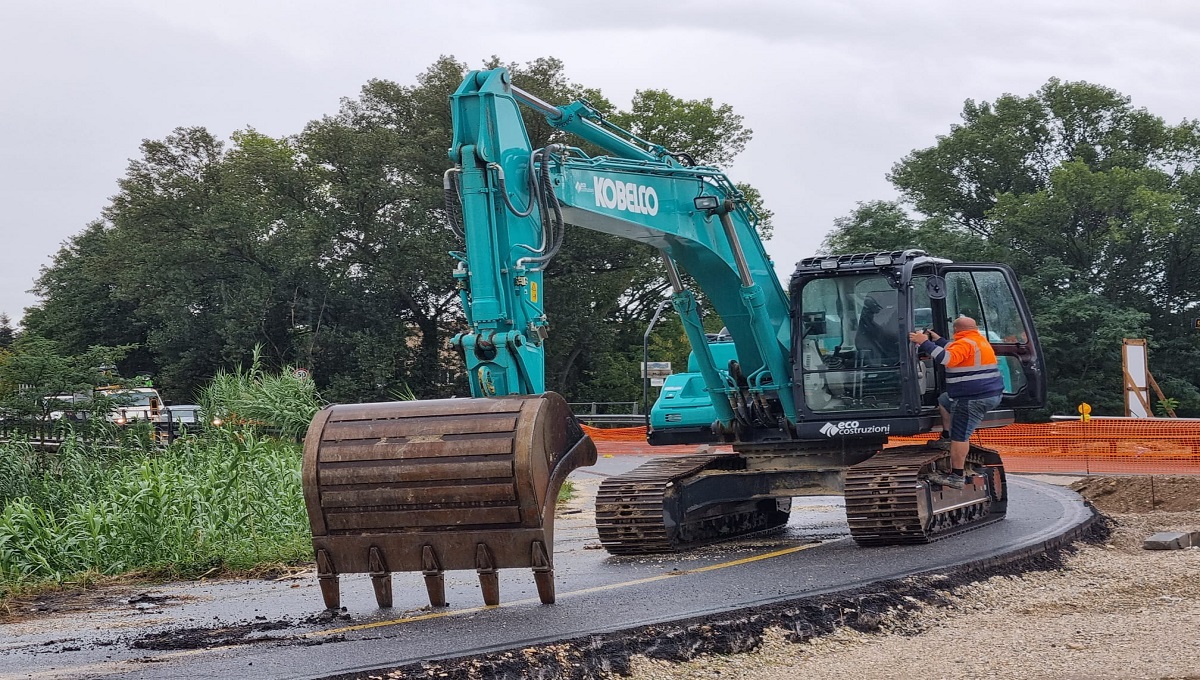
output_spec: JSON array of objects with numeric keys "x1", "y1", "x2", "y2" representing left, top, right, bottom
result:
[
  {"x1": 595, "y1": 454, "x2": 791, "y2": 555},
  {"x1": 845, "y1": 444, "x2": 1006, "y2": 546}
]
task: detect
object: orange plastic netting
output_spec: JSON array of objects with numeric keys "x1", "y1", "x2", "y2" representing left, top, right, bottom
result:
[{"x1": 581, "y1": 421, "x2": 1200, "y2": 475}]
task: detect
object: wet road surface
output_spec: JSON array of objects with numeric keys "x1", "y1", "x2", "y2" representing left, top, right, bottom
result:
[{"x1": 0, "y1": 456, "x2": 1092, "y2": 679}]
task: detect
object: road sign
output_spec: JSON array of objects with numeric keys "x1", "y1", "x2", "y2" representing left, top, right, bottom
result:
[
  {"x1": 640, "y1": 361, "x2": 672, "y2": 379},
  {"x1": 293, "y1": 368, "x2": 311, "y2": 380}
]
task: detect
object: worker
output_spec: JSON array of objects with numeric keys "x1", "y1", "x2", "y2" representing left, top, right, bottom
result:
[{"x1": 908, "y1": 316, "x2": 1003, "y2": 489}]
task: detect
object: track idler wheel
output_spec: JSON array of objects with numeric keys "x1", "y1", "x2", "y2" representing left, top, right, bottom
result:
[{"x1": 302, "y1": 392, "x2": 596, "y2": 609}]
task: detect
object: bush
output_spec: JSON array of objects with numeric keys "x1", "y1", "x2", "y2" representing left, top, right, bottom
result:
[
  {"x1": 200, "y1": 346, "x2": 322, "y2": 440},
  {"x1": 0, "y1": 431, "x2": 309, "y2": 592}
]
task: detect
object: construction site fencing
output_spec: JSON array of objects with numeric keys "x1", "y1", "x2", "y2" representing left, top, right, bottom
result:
[{"x1": 581, "y1": 420, "x2": 1200, "y2": 475}]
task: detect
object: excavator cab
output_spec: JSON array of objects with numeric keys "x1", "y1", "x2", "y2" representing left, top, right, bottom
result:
[{"x1": 790, "y1": 250, "x2": 1045, "y2": 438}]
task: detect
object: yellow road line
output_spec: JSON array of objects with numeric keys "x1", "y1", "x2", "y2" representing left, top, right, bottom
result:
[{"x1": 309, "y1": 542, "x2": 819, "y2": 638}]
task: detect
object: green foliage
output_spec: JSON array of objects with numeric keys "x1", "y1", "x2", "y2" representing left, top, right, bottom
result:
[
  {"x1": 22, "y1": 222, "x2": 154, "y2": 377},
  {"x1": 200, "y1": 346, "x2": 322, "y2": 440},
  {"x1": 736, "y1": 182, "x2": 775, "y2": 241},
  {"x1": 1030, "y1": 282, "x2": 1150, "y2": 416},
  {"x1": 0, "y1": 337, "x2": 137, "y2": 438},
  {"x1": 609, "y1": 89, "x2": 751, "y2": 168},
  {"x1": 826, "y1": 79, "x2": 1200, "y2": 416},
  {"x1": 821, "y1": 200, "x2": 992, "y2": 260},
  {"x1": 0, "y1": 314, "x2": 14, "y2": 349},
  {"x1": 557, "y1": 480, "x2": 575, "y2": 504},
  {"x1": 1155, "y1": 396, "x2": 1181, "y2": 417},
  {"x1": 0, "y1": 433, "x2": 308, "y2": 590}
]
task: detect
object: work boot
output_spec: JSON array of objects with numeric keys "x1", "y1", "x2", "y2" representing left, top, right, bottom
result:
[
  {"x1": 925, "y1": 470, "x2": 965, "y2": 489},
  {"x1": 926, "y1": 435, "x2": 951, "y2": 451}
]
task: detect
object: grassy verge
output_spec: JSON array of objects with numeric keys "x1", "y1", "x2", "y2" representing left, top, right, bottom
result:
[
  {"x1": 0, "y1": 431, "x2": 310, "y2": 605},
  {"x1": 2, "y1": 425, "x2": 583, "y2": 610}
]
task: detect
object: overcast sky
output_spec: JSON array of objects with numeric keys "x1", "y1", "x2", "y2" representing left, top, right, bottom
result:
[{"x1": 2, "y1": 0, "x2": 1198, "y2": 323}]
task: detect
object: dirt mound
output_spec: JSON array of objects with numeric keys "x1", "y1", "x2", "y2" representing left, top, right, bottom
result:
[{"x1": 1069, "y1": 475, "x2": 1200, "y2": 513}]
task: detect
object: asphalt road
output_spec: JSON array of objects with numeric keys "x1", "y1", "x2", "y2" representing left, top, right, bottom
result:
[{"x1": 0, "y1": 456, "x2": 1092, "y2": 680}]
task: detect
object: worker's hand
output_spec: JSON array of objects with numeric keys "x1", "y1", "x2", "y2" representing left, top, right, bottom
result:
[
  {"x1": 908, "y1": 331, "x2": 928, "y2": 344},
  {"x1": 927, "y1": 329, "x2": 941, "y2": 341}
]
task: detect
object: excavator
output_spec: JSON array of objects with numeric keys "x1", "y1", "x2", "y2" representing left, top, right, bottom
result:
[{"x1": 301, "y1": 67, "x2": 1046, "y2": 611}]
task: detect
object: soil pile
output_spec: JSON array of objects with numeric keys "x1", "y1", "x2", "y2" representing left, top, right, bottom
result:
[{"x1": 1070, "y1": 475, "x2": 1200, "y2": 513}]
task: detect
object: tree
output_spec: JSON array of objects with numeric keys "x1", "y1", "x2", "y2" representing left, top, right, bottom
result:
[
  {"x1": 0, "y1": 314, "x2": 14, "y2": 349},
  {"x1": 24, "y1": 222, "x2": 151, "y2": 372},
  {"x1": 296, "y1": 62, "x2": 467, "y2": 401},
  {"x1": 888, "y1": 79, "x2": 1182, "y2": 238},
  {"x1": 821, "y1": 200, "x2": 990, "y2": 260},
  {"x1": 611, "y1": 89, "x2": 751, "y2": 167},
  {"x1": 0, "y1": 336, "x2": 134, "y2": 433},
  {"x1": 531, "y1": 66, "x2": 764, "y2": 399}
]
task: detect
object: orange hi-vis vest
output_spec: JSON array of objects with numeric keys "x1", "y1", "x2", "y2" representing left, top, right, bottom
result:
[{"x1": 926, "y1": 328, "x2": 1004, "y2": 399}]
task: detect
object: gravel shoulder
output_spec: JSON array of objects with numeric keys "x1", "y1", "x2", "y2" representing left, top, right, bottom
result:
[{"x1": 625, "y1": 476, "x2": 1200, "y2": 680}]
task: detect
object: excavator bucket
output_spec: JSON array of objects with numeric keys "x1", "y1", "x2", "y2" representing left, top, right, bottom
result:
[{"x1": 302, "y1": 392, "x2": 596, "y2": 609}]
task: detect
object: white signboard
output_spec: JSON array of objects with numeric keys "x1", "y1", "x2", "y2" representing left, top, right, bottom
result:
[
  {"x1": 650, "y1": 377, "x2": 666, "y2": 387},
  {"x1": 1123, "y1": 339, "x2": 1150, "y2": 418},
  {"x1": 641, "y1": 361, "x2": 672, "y2": 379}
]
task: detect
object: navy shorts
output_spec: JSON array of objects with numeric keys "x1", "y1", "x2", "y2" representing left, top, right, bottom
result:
[{"x1": 938, "y1": 393, "x2": 1002, "y2": 442}]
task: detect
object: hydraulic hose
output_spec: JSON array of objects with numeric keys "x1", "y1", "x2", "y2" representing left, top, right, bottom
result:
[
  {"x1": 490, "y1": 162, "x2": 536, "y2": 218},
  {"x1": 513, "y1": 151, "x2": 550, "y2": 257},
  {"x1": 442, "y1": 168, "x2": 464, "y2": 240},
  {"x1": 516, "y1": 145, "x2": 565, "y2": 271}
]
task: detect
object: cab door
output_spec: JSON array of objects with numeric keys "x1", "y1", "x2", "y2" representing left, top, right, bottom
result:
[{"x1": 931, "y1": 264, "x2": 1046, "y2": 409}]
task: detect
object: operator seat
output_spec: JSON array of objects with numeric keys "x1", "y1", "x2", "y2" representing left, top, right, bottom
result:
[{"x1": 855, "y1": 295, "x2": 900, "y2": 366}]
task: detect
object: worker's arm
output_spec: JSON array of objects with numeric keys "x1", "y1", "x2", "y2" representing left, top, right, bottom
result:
[
  {"x1": 924, "y1": 339, "x2": 972, "y2": 366},
  {"x1": 910, "y1": 330, "x2": 948, "y2": 352}
]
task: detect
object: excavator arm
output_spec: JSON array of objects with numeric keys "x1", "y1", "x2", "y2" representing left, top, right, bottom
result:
[{"x1": 447, "y1": 68, "x2": 795, "y2": 434}]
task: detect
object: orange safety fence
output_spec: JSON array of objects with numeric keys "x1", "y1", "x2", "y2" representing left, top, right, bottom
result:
[{"x1": 581, "y1": 421, "x2": 1200, "y2": 475}]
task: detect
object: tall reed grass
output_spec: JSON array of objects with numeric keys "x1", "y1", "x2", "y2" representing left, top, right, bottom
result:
[
  {"x1": 200, "y1": 346, "x2": 321, "y2": 440},
  {"x1": 0, "y1": 431, "x2": 309, "y2": 594}
]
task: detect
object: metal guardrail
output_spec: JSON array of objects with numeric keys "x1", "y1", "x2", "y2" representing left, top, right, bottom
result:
[
  {"x1": 572, "y1": 414, "x2": 646, "y2": 426},
  {"x1": 0, "y1": 405, "x2": 205, "y2": 450},
  {"x1": 568, "y1": 402, "x2": 643, "y2": 427},
  {"x1": 569, "y1": 401, "x2": 640, "y2": 415}
]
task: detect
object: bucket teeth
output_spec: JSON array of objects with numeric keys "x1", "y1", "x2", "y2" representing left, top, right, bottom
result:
[
  {"x1": 315, "y1": 549, "x2": 340, "y2": 610},
  {"x1": 421, "y1": 545, "x2": 446, "y2": 607},
  {"x1": 368, "y1": 547, "x2": 392, "y2": 608}
]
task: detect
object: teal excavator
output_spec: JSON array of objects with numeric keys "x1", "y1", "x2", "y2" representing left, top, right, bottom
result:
[{"x1": 301, "y1": 68, "x2": 1047, "y2": 611}]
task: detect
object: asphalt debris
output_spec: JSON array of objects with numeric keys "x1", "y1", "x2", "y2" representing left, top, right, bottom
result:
[{"x1": 131, "y1": 619, "x2": 294, "y2": 651}]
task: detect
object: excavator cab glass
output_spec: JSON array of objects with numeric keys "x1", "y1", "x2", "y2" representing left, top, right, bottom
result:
[
  {"x1": 908, "y1": 265, "x2": 1046, "y2": 411},
  {"x1": 798, "y1": 273, "x2": 905, "y2": 413}
]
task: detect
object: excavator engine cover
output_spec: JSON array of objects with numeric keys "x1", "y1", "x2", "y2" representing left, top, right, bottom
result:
[{"x1": 302, "y1": 392, "x2": 596, "y2": 609}]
